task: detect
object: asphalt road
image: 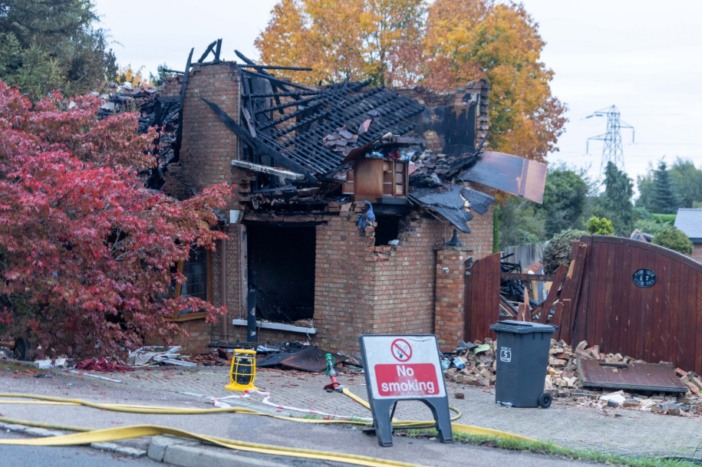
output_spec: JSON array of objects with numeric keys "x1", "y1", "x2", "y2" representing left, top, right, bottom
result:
[
  {"x1": 0, "y1": 367, "x2": 597, "y2": 467},
  {"x1": 0, "y1": 431, "x2": 158, "y2": 467}
]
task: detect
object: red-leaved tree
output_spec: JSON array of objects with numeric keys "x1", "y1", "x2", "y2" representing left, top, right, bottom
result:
[{"x1": 0, "y1": 81, "x2": 233, "y2": 357}]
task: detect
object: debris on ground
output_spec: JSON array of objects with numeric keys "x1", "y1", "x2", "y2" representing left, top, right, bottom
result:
[
  {"x1": 443, "y1": 338, "x2": 702, "y2": 417},
  {"x1": 127, "y1": 346, "x2": 196, "y2": 368},
  {"x1": 75, "y1": 357, "x2": 134, "y2": 373},
  {"x1": 206, "y1": 341, "x2": 359, "y2": 373}
]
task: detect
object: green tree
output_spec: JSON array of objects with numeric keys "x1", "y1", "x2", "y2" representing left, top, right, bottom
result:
[
  {"x1": 539, "y1": 167, "x2": 589, "y2": 237},
  {"x1": 635, "y1": 162, "x2": 655, "y2": 211},
  {"x1": 149, "y1": 63, "x2": 176, "y2": 86},
  {"x1": 670, "y1": 157, "x2": 702, "y2": 208},
  {"x1": 633, "y1": 218, "x2": 672, "y2": 236},
  {"x1": 542, "y1": 229, "x2": 587, "y2": 274},
  {"x1": 496, "y1": 197, "x2": 545, "y2": 248},
  {"x1": 0, "y1": 0, "x2": 117, "y2": 99},
  {"x1": 586, "y1": 216, "x2": 614, "y2": 236},
  {"x1": 650, "y1": 160, "x2": 678, "y2": 214},
  {"x1": 652, "y1": 226, "x2": 693, "y2": 255},
  {"x1": 592, "y1": 162, "x2": 634, "y2": 236}
]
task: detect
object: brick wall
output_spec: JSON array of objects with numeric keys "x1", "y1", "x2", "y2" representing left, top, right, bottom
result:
[
  {"x1": 163, "y1": 63, "x2": 243, "y2": 351},
  {"x1": 162, "y1": 67, "x2": 497, "y2": 354},
  {"x1": 434, "y1": 247, "x2": 473, "y2": 352},
  {"x1": 314, "y1": 204, "x2": 494, "y2": 353},
  {"x1": 692, "y1": 244, "x2": 702, "y2": 263},
  {"x1": 175, "y1": 62, "x2": 241, "y2": 209},
  {"x1": 173, "y1": 319, "x2": 211, "y2": 355},
  {"x1": 314, "y1": 210, "x2": 375, "y2": 352}
]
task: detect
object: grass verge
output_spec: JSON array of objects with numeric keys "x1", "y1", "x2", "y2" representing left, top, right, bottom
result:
[{"x1": 402, "y1": 428, "x2": 700, "y2": 467}]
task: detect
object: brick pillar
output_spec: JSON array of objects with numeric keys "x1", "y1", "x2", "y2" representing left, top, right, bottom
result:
[{"x1": 434, "y1": 246, "x2": 473, "y2": 352}]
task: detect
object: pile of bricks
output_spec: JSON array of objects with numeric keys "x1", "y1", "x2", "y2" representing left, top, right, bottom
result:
[{"x1": 444, "y1": 338, "x2": 702, "y2": 416}]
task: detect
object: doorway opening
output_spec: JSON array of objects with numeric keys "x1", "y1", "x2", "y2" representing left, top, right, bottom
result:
[{"x1": 247, "y1": 224, "x2": 316, "y2": 323}]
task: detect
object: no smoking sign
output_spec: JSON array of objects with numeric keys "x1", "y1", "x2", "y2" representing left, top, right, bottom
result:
[
  {"x1": 359, "y1": 334, "x2": 453, "y2": 447},
  {"x1": 391, "y1": 339, "x2": 412, "y2": 362},
  {"x1": 360, "y1": 335, "x2": 446, "y2": 400}
]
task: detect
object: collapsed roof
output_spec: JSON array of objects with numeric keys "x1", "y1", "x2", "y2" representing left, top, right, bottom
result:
[{"x1": 101, "y1": 42, "x2": 547, "y2": 234}]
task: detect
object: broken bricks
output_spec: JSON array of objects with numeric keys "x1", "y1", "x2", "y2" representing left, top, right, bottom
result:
[{"x1": 445, "y1": 337, "x2": 702, "y2": 417}]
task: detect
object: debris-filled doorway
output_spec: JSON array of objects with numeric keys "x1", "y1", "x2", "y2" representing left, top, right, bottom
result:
[{"x1": 247, "y1": 224, "x2": 316, "y2": 323}]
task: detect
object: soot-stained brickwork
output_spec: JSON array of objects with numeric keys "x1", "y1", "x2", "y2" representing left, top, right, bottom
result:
[{"x1": 159, "y1": 62, "x2": 496, "y2": 354}]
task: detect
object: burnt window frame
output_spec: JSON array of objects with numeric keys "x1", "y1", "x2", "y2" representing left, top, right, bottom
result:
[{"x1": 166, "y1": 247, "x2": 213, "y2": 322}]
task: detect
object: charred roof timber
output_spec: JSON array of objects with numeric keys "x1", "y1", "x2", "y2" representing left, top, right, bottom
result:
[{"x1": 101, "y1": 41, "x2": 547, "y2": 235}]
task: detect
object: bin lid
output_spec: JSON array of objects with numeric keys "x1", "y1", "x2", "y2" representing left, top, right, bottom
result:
[{"x1": 489, "y1": 320, "x2": 558, "y2": 334}]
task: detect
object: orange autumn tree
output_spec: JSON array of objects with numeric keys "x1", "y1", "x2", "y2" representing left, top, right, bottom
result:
[
  {"x1": 255, "y1": 0, "x2": 425, "y2": 86},
  {"x1": 255, "y1": 0, "x2": 566, "y2": 162},
  {"x1": 424, "y1": 0, "x2": 565, "y2": 161}
]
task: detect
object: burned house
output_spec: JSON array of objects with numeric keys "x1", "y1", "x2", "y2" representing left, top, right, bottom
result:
[{"x1": 116, "y1": 43, "x2": 546, "y2": 353}]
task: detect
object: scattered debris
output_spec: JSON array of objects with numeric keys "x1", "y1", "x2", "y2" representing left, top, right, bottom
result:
[
  {"x1": 97, "y1": 82, "x2": 180, "y2": 191},
  {"x1": 75, "y1": 357, "x2": 133, "y2": 373},
  {"x1": 34, "y1": 358, "x2": 67, "y2": 369},
  {"x1": 578, "y1": 358, "x2": 687, "y2": 393},
  {"x1": 127, "y1": 346, "x2": 196, "y2": 368},
  {"x1": 444, "y1": 338, "x2": 702, "y2": 417}
]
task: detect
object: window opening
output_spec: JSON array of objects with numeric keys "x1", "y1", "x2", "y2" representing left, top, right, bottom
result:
[{"x1": 375, "y1": 215, "x2": 400, "y2": 246}]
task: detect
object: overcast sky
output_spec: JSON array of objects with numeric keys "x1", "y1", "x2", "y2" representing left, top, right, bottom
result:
[{"x1": 93, "y1": 0, "x2": 702, "y2": 190}]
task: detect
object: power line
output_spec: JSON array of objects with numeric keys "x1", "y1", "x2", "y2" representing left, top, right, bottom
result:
[{"x1": 585, "y1": 105, "x2": 635, "y2": 173}]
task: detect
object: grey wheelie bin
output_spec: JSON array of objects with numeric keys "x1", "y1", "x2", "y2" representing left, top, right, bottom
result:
[{"x1": 489, "y1": 320, "x2": 558, "y2": 408}]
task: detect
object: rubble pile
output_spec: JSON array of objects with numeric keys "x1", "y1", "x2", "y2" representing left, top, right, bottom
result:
[
  {"x1": 97, "y1": 81, "x2": 182, "y2": 190},
  {"x1": 444, "y1": 338, "x2": 702, "y2": 417}
]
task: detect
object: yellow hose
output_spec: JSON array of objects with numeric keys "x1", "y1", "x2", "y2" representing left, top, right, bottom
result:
[
  {"x1": 342, "y1": 387, "x2": 372, "y2": 410},
  {"x1": 0, "y1": 421, "x2": 423, "y2": 467},
  {"x1": 0, "y1": 392, "x2": 542, "y2": 444}
]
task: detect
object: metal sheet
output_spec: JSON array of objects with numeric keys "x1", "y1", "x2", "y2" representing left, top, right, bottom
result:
[
  {"x1": 280, "y1": 346, "x2": 347, "y2": 372},
  {"x1": 409, "y1": 184, "x2": 474, "y2": 233},
  {"x1": 256, "y1": 352, "x2": 294, "y2": 368},
  {"x1": 577, "y1": 359, "x2": 688, "y2": 393},
  {"x1": 457, "y1": 151, "x2": 547, "y2": 203}
]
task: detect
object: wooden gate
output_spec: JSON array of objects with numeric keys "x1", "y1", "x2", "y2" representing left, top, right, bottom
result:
[
  {"x1": 571, "y1": 236, "x2": 702, "y2": 372},
  {"x1": 464, "y1": 252, "x2": 501, "y2": 341}
]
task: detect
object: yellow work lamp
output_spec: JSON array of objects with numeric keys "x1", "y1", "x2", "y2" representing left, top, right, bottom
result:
[{"x1": 225, "y1": 349, "x2": 258, "y2": 392}]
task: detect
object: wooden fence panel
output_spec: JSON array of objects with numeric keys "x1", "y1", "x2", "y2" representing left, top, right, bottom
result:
[
  {"x1": 464, "y1": 252, "x2": 501, "y2": 342},
  {"x1": 570, "y1": 236, "x2": 702, "y2": 372}
]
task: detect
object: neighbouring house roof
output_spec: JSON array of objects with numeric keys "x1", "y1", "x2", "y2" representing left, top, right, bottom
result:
[{"x1": 675, "y1": 208, "x2": 702, "y2": 243}]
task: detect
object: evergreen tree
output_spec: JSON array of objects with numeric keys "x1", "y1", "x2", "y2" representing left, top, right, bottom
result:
[
  {"x1": 670, "y1": 157, "x2": 702, "y2": 208},
  {"x1": 651, "y1": 160, "x2": 678, "y2": 214},
  {"x1": 593, "y1": 162, "x2": 634, "y2": 236},
  {"x1": 0, "y1": 0, "x2": 117, "y2": 99},
  {"x1": 540, "y1": 168, "x2": 589, "y2": 237}
]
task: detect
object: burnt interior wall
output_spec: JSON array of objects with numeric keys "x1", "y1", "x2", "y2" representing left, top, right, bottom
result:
[
  {"x1": 247, "y1": 224, "x2": 316, "y2": 322},
  {"x1": 396, "y1": 81, "x2": 490, "y2": 153}
]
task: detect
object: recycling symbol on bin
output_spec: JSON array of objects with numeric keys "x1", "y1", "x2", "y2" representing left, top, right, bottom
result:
[{"x1": 500, "y1": 347, "x2": 512, "y2": 363}]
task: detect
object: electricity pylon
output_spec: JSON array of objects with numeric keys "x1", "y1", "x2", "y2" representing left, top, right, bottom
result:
[{"x1": 585, "y1": 105, "x2": 635, "y2": 173}]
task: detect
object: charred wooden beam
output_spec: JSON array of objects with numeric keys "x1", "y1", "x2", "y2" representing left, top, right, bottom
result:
[
  {"x1": 239, "y1": 65, "x2": 313, "y2": 71},
  {"x1": 248, "y1": 91, "x2": 321, "y2": 98},
  {"x1": 214, "y1": 39, "x2": 222, "y2": 62},
  {"x1": 198, "y1": 40, "x2": 218, "y2": 63},
  {"x1": 174, "y1": 47, "x2": 194, "y2": 158},
  {"x1": 201, "y1": 98, "x2": 317, "y2": 184},
  {"x1": 231, "y1": 160, "x2": 304, "y2": 181},
  {"x1": 254, "y1": 93, "x2": 326, "y2": 115},
  {"x1": 241, "y1": 69, "x2": 314, "y2": 91}
]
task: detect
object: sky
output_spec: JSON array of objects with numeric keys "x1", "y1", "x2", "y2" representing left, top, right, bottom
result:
[{"x1": 93, "y1": 0, "x2": 702, "y2": 190}]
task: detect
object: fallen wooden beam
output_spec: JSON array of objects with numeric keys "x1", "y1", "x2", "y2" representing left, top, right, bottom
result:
[
  {"x1": 231, "y1": 160, "x2": 304, "y2": 180},
  {"x1": 499, "y1": 295, "x2": 518, "y2": 317},
  {"x1": 535, "y1": 263, "x2": 568, "y2": 323}
]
